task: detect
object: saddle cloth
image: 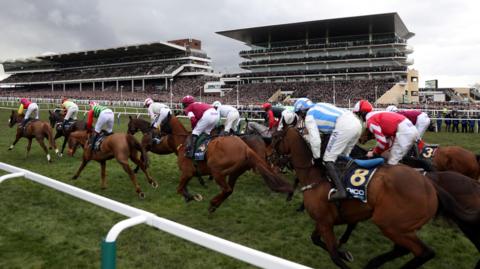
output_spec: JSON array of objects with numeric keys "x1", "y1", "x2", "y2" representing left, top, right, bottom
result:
[
  {"x1": 338, "y1": 156, "x2": 384, "y2": 203},
  {"x1": 93, "y1": 131, "x2": 112, "y2": 151},
  {"x1": 193, "y1": 134, "x2": 212, "y2": 161}
]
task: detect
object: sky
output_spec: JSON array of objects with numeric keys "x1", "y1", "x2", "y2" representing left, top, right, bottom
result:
[{"x1": 0, "y1": 0, "x2": 478, "y2": 87}]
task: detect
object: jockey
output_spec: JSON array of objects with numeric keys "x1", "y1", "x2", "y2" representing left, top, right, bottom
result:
[
  {"x1": 364, "y1": 111, "x2": 419, "y2": 165},
  {"x1": 86, "y1": 102, "x2": 114, "y2": 152},
  {"x1": 212, "y1": 101, "x2": 240, "y2": 135},
  {"x1": 385, "y1": 105, "x2": 431, "y2": 138},
  {"x1": 262, "y1": 103, "x2": 282, "y2": 130},
  {"x1": 61, "y1": 98, "x2": 78, "y2": 129},
  {"x1": 144, "y1": 98, "x2": 171, "y2": 129},
  {"x1": 18, "y1": 98, "x2": 39, "y2": 128},
  {"x1": 182, "y1": 95, "x2": 219, "y2": 158},
  {"x1": 294, "y1": 98, "x2": 363, "y2": 201}
]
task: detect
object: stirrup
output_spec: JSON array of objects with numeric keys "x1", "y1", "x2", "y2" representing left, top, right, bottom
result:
[{"x1": 328, "y1": 188, "x2": 347, "y2": 201}]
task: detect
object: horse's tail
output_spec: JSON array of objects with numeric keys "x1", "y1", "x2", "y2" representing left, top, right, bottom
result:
[
  {"x1": 431, "y1": 180, "x2": 480, "y2": 225},
  {"x1": 43, "y1": 123, "x2": 56, "y2": 150},
  {"x1": 127, "y1": 134, "x2": 149, "y2": 168},
  {"x1": 246, "y1": 148, "x2": 293, "y2": 194}
]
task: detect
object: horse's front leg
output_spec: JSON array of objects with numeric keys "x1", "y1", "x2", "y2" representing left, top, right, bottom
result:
[
  {"x1": 100, "y1": 160, "x2": 107, "y2": 189},
  {"x1": 25, "y1": 138, "x2": 33, "y2": 157},
  {"x1": 312, "y1": 223, "x2": 352, "y2": 268},
  {"x1": 60, "y1": 135, "x2": 69, "y2": 156},
  {"x1": 177, "y1": 172, "x2": 197, "y2": 203},
  {"x1": 72, "y1": 158, "x2": 90, "y2": 179},
  {"x1": 8, "y1": 134, "x2": 22, "y2": 150}
]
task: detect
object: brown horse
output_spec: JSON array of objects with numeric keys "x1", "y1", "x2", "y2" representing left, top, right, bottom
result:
[
  {"x1": 67, "y1": 130, "x2": 158, "y2": 198},
  {"x1": 8, "y1": 110, "x2": 58, "y2": 162},
  {"x1": 48, "y1": 109, "x2": 87, "y2": 156},
  {"x1": 359, "y1": 128, "x2": 480, "y2": 180},
  {"x1": 159, "y1": 114, "x2": 293, "y2": 212},
  {"x1": 272, "y1": 126, "x2": 478, "y2": 268}
]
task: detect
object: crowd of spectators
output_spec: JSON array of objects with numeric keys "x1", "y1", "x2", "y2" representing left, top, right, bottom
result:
[
  {"x1": 239, "y1": 36, "x2": 406, "y2": 56},
  {"x1": 241, "y1": 52, "x2": 406, "y2": 66},
  {"x1": 224, "y1": 66, "x2": 407, "y2": 78}
]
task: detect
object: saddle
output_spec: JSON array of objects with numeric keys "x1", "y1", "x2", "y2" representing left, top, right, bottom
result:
[
  {"x1": 92, "y1": 131, "x2": 112, "y2": 151},
  {"x1": 336, "y1": 156, "x2": 384, "y2": 203},
  {"x1": 57, "y1": 120, "x2": 76, "y2": 132}
]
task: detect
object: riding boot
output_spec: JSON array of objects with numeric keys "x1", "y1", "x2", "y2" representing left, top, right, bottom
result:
[
  {"x1": 61, "y1": 119, "x2": 68, "y2": 131},
  {"x1": 185, "y1": 135, "x2": 198, "y2": 158},
  {"x1": 90, "y1": 132, "x2": 98, "y2": 152},
  {"x1": 325, "y1": 161, "x2": 348, "y2": 201}
]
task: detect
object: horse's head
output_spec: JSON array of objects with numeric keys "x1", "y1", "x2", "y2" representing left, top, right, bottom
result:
[
  {"x1": 127, "y1": 116, "x2": 139, "y2": 135},
  {"x1": 8, "y1": 110, "x2": 22, "y2": 128},
  {"x1": 48, "y1": 109, "x2": 63, "y2": 128},
  {"x1": 159, "y1": 113, "x2": 173, "y2": 136},
  {"x1": 359, "y1": 127, "x2": 374, "y2": 144},
  {"x1": 67, "y1": 130, "x2": 88, "y2": 156}
]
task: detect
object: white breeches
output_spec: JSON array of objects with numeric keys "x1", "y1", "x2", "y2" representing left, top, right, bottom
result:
[
  {"x1": 95, "y1": 109, "x2": 114, "y2": 133},
  {"x1": 323, "y1": 112, "x2": 363, "y2": 162},
  {"x1": 388, "y1": 119, "x2": 419, "y2": 165},
  {"x1": 192, "y1": 108, "x2": 219, "y2": 136}
]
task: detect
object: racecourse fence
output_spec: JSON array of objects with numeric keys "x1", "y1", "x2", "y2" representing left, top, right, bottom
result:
[{"x1": 0, "y1": 162, "x2": 311, "y2": 269}]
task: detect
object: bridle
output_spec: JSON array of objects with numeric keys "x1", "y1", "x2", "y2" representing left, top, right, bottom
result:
[{"x1": 271, "y1": 126, "x2": 314, "y2": 171}]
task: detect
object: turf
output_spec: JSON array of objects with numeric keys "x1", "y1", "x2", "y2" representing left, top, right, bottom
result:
[{"x1": 0, "y1": 109, "x2": 478, "y2": 269}]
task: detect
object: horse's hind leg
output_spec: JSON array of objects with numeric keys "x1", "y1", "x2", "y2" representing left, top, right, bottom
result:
[
  {"x1": 117, "y1": 159, "x2": 144, "y2": 198},
  {"x1": 209, "y1": 172, "x2": 232, "y2": 213},
  {"x1": 130, "y1": 152, "x2": 158, "y2": 188},
  {"x1": 367, "y1": 229, "x2": 435, "y2": 268},
  {"x1": 35, "y1": 136, "x2": 51, "y2": 162}
]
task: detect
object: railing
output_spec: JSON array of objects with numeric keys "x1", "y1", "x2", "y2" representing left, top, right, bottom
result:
[{"x1": 0, "y1": 162, "x2": 311, "y2": 269}]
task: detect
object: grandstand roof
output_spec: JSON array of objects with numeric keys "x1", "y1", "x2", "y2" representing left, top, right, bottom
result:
[
  {"x1": 1, "y1": 41, "x2": 187, "y2": 71},
  {"x1": 217, "y1": 13, "x2": 414, "y2": 45}
]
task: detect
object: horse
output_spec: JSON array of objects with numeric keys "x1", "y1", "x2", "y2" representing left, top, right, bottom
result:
[
  {"x1": 8, "y1": 110, "x2": 58, "y2": 162},
  {"x1": 271, "y1": 126, "x2": 478, "y2": 268},
  {"x1": 67, "y1": 130, "x2": 158, "y2": 198},
  {"x1": 159, "y1": 113, "x2": 293, "y2": 212},
  {"x1": 359, "y1": 129, "x2": 480, "y2": 180},
  {"x1": 48, "y1": 109, "x2": 87, "y2": 156}
]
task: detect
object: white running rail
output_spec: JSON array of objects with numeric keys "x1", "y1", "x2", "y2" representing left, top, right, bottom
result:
[{"x1": 0, "y1": 162, "x2": 311, "y2": 269}]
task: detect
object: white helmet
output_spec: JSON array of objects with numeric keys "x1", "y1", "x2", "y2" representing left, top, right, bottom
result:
[
  {"x1": 212, "y1": 101, "x2": 221, "y2": 108},
  {"x1": 385, "y1": 105, "x2": 398, "y2": 112},
  {"x1": 144, "y1": 98, "x2": 153, "y2": 107},
  {"x1": 278, "y1": 109, "x2": 297, "y2": 131}
]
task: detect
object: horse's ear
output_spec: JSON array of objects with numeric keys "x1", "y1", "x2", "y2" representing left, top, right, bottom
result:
[{"x1": 129, "y1": 115, "x2": 132, "y2": 119}]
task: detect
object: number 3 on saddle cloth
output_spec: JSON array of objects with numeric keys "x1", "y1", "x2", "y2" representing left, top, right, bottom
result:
[
  {"x1": 337, "y1": 156, "x2": 384, "y2": 203},
  {"x1": 193, "y1": 133, "x2": 212, "y2": 161},
  {"x1": 411, "y1": 140, "x2": 439, "y2": 160}
]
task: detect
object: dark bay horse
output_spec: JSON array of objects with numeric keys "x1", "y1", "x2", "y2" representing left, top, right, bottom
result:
[
  {"x1": 272, "y1": 126, "x2": 478, "y2": 268},
  {"x1": 8, "y1": 110, "x2": 58, "y2": 162},
  {"x1": 48, "y1": 109, "x2": 87, "y2": 156},
  {"x1": 359, "y1": 129, "x2": 480, "y2": 180},
  {"x1": 160, "y1": 114, "x2": 293, "y2": 212},
  {"x1": 67, "y1": 130, "x2": 158, "y2": 198}
]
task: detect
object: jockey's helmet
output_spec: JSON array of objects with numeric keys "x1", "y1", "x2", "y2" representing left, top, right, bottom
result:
[
  {"x1": 89, "y1": 101, "x2": 98, "y2": 108},
  {"x1": 353, "y1": 100, "x2": 373, "y2": 114},
  {"x1": 62, "y1": 97, "x2": 68, "y2": 103},
  {"x1": 281, "y1": 110, "x2": 297, "y2": 126},
  {"x1": 20, "y1": 98, "x2": 29, "y2": 104},
  {"x1": 181, "y1": 95, "x2": 195, "y2": 107},
  {"x1": 262, "y1": 103, "x2": 272, "y2": 111},
  {"x1": 385, "y1": 105, "x2": 398, "y2": 112},
  {"x1": 293, "y1": 98, "x2": 314, "y2": 113},
  {"x1": 144, "y1": 98, "x2": 154, "y2": 107},
  {"x1": 212, "y1": 101, "x2": 222, "y2": 108}
]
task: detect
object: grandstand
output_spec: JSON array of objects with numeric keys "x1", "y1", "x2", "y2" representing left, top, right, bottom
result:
[
  {"x1": 0, "y1": 39, "x2": 218, "y2": 103},
  {"x1": 217, "y1": 13, "x2": 420, "y2": 105}
]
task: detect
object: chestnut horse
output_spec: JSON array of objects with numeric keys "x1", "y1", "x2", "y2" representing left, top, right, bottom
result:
[
  {"x1": 359, "y1": 129, "x2": 480, "y2": 180},
  {"x1": 67, "y1": 130, "x2": 158, "y2": 198},
  {"x1": 8, "y1": 110, "x2": 58, "y2": 162},
  {"x1": 159, "y1": 114, "x2": 293, "y2": 212},
  {"x1": 272, "y1": 126, "x2": 478, "y2": 268},
  {"x1": 48, "y1": 109, "x2": 87, "y2": 156}
]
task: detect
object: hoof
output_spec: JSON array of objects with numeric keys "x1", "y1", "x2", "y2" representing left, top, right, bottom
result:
[
  {"x1": 57, "y1": 152, "x2": 63, "y2": 157},
  {"x1": 193, "y1": 193, "x2": 203, "y2": 202},
  {"x1": 151, "y1": 181, "x2": 159, "y2": 189},
  {"x1": 8, "y1": 145, "x2": 13, "y2": 151},
  {"x1": 72, "y1": 175, "x2": 78, "y2": 180},
  {"x1": 55, "y1": 149, "x2": 59, "y2": 154},
  {"x1": 208, "y1": 205, "x2": 217, "y2": 213},
  {"x1": 138, "y1": 192, "x2": 145, "y2": 199},
  {"x1": 47, "y1": 154, "x2": 51, "y2": 162},
  {"x1": 340, "y1": 250, "x2": 354, "y2": 262}
]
